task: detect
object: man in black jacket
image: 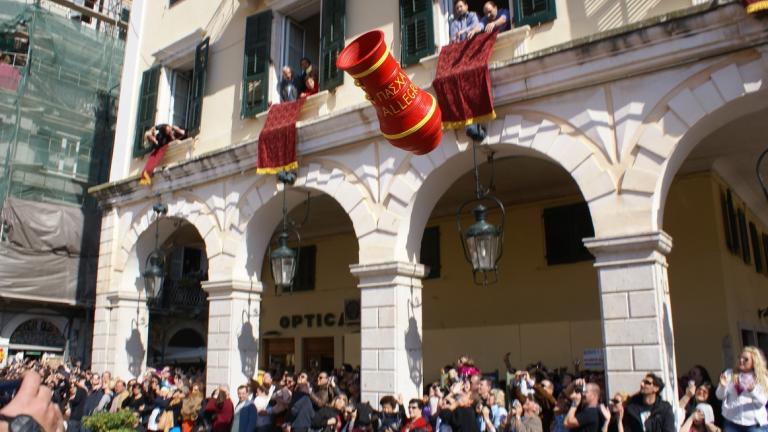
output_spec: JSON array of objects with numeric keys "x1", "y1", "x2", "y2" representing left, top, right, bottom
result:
[
  {"x1": 438, "y1": 393, "x2": 480, "y2": 432},
  {"x1": 622, "y1": 373, "x2": 675, "y2": 432}
]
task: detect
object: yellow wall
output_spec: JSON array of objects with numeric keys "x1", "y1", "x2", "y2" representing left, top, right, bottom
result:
[{"x1": 255, "y1": 171, "x2": 768, "y2": 382}]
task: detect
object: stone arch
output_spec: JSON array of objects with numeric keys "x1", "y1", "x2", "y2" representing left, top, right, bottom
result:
[
  {"x1": 231, "y1": 160, "x2": 375, "y2": 281},
  {"x1": 1, "y1": 313, "x2": 67, "y2": 341},
  {"x1": 387, "y1": 112, "x2": 617, "y2": 262},
  {"x1": 116, "y1": 192, "x2": 225, "y2": 280},
  {"x1": 619, "y1": 49, "x2": 768, "y2": 230}
]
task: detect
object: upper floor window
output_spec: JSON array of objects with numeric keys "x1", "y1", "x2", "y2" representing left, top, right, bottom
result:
[
  {"x1": 133, "y1": 38, "x2": 209, "y2": 157},
  {"x1": 241, "y1": 1, "x2": 346, "y2": 118},
  {"x1": 458, "y1": 0, "x2": 556, "y2": 33},
  {"x1": 400, "y1": 0, "x2": 435, "y2": 67}
]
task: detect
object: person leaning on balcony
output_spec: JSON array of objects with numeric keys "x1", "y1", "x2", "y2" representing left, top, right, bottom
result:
[
  {"x1": 298, "y1": 57, "x2": 319, "y2": 97},
  {"x1": 279, "y1": 66, "x2": 299, "y2": 103},
  {"x1": 480, "y1": 1, "x2": 511, "y2": 33},
  {"x1": 144, "y1": 124, "x2": 186, "y2": 151},
  {"x1": 449, "y1": 0, "x2": 482, "y2": 43}
]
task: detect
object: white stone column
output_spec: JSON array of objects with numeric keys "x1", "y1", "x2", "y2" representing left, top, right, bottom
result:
[
  {"x1": 584, "y1": 231, "x2": 679, "y2": 404},
  {"x1": 202, "y1": 279, "x2": 262, "y2": 395},
  {"x1": 91, "y1": 292, "x2": 149, "y2": 379},
  {"x1": 350, "y1": 262, "x2": 425, "y2": 404}
]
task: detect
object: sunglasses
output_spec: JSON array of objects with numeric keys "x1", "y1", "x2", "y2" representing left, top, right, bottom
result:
[
  {"x1": 641, "y1": 380, "x2": 654, "y2": 386},
  {"x1": 408, "y1": 406, "x2": 420, "y2": 410}
]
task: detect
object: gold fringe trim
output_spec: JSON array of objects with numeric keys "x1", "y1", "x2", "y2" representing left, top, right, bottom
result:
[
  {"x1": 256, "y1": 160, "x2": 299, "y2": 175},
  {"x1": 442, "y1": 110, "x2": 497, "y2": 130},
  {"x1": 382, "y1": 94, "x2": 439, "y2": 140},
  {"x1": 747, "y1": 0, "x2": 768, "y2": 13},
  {"x1": 139, "y1": 171, "x2": 152, "y2": 186}
]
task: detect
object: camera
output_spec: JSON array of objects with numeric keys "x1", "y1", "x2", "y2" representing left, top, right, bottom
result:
[{"x1": 575, "y1": 383, "x2": 586, "y2": 394}]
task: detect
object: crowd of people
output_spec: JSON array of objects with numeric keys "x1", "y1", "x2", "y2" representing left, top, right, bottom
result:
[{"x1": 1, "y1": 346, "x2": 767, "y2": 432}]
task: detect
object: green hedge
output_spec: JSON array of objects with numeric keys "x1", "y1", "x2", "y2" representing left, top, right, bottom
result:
[{"x1": 82, "y1": 410, "x2": 137, "y2": 432}]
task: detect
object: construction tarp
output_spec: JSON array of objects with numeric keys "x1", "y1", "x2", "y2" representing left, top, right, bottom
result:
[{"x1": 0, "y1": 197, "x2": 95, "y2": 304}]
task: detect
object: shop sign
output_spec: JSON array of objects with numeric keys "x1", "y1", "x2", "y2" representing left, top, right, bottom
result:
[
  {"x1": 279, "y1": 312, "x2": 347, "y2": 329},
  {"x1": 582, "y1": 348, "x2": 605, "y2": 370}
]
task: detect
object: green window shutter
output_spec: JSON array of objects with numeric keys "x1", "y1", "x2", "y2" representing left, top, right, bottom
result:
[
  {"x1": 400, "y1": 0, "x2": 434, "y2": 68},
  {"x1": 242, "y1": 11, "x2": 272, "y2": 118},
  {"x1": 133, "y1": 65, "x2": 161, "y2": 157},
  {"x1": 188, "y1": 37, "x2": 209, "y2": 137},
  {"x1": 512, "y1": 0, "x2": 556, "y2": 27},
  {"x1": 320, "y1": 0, "x2": 345, "y2": 91}
]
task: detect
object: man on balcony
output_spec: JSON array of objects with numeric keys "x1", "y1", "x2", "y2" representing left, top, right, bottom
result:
[
  {"x1": 480, "y1": 1, "x2": 511, "y2": 33},
  {"x1": 450, "y1": 0, "x2": 482, "y2": 43}
]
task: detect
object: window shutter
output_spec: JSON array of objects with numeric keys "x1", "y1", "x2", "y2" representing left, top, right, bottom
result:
[
  {"x1": 242, "y1": 11, "x2": 272, "y2": 117},
  {"x1": 400, "y1": 0, "x2": 434, "y2": 68},
  {"x1": 187, "y1": 37, "x2": 209, "y2": 137},
  {"x1": 750, "y1": 222, "x2": 763, "y2": 273},
  {"x1": 420, "y1": 226, "x2": 441, "y2": 279},
  {"x1": 512, "y1": 0, "x2": 556, "y2": 27},
  {"x1": 320, "y1": 0, "x2": 345, "y2": 91},
  {"x1": 133, "y1": 65, "x2": 161, "y2": 157},
  {"x1": 543, "y1": 202, "x2": 594, "y2": 265}
]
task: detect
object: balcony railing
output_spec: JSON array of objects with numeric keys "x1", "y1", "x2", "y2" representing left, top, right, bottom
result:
[{"x1": 148, "y1": 278, "x2": 208, "y2": 311}]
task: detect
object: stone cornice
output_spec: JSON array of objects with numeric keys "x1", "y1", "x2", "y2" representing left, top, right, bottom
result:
[
  {"x1": 202, "y1": 279, "x2": 263, "y2": 300},
  {"x1": 350, "y1": 261, "x2": 427, "y2": 288},
  {"x1": 584, "y1": 231, "x2": 674, "y2": 267},
  {"x1": 90, "y1": 3, "x2": 765, "y2": 208}
]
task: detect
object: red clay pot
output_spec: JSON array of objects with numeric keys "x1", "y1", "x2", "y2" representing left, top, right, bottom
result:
[{"x1": 336, "y1": 30, "x2": 442, "y2": 155}]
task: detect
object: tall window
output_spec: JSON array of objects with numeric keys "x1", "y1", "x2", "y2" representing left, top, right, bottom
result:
[
  {"x1": 511, "y1": 0, "x2": 557, "y2": 27},
  {"x1": 400, "y1": 0, "x2": 435, "y2": 67},
  {"x1": 242, "y1": 11, "x2": 272, "y2": 117},
  {"x1": 543, "y1": 202, "x2": 594, "y2": 265},
  {"x1": 320, "y1": 0, "x2": 345, "y2": 91}
]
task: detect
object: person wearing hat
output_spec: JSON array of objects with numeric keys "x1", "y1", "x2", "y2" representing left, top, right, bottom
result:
[{"x1": 680, "y1": 403, "x2": 720, "y2": 432}]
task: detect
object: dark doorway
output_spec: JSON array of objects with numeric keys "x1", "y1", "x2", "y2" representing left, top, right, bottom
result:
[{"x1": 303, "y1": 337, "x2": 334, "y2": 372}]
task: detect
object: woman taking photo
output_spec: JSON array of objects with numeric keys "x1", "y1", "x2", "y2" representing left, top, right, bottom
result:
[{"x1": 716, "y1": 346, "x2": 768, "y2": 432}]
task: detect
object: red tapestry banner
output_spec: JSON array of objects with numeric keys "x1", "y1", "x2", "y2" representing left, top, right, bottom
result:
[
  {"x1": 139, "y1": 143, "x2": 169, "y2": 186},
  {"x1": 432, "y1": 31, "x2": 498, "y2": 129},
  {"x1": 744, "y1": 0, "x2": 768, "y2": 14},
  {"x1": 257, "y1": 98, "x2": 306, "y2": 174}
]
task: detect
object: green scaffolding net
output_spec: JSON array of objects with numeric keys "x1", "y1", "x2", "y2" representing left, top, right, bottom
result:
[
  {"x1": 0, "y1": 1, "x2": 125, "y2": 305},
  {"x1": 0, "y1": 0, "x2": 124, "y2": 208}
]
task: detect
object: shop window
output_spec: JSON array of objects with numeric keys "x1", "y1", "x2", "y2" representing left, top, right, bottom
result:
[
  {"x1": 420, "y1": 226, "x2": 441, "y2": 279},
  {"x1": 741, "y1": 328, "x2": 768, "y2": 353},
  {"x1": 242, "y1": 11, "x2": 272, "y2": 117},
  {"x1": 400, "y1": 0, "x2": 435, "y2": 67},
  {"x1": 543, "y1": 202, "x2": 594, "y2": 265},
  {"x1": 750, "y1": 222, "x2": 763, "y2": 273},
  {"x1": 737, "y1": 208, "x2": 751, "y2": 265},
  {"x1": 292, "y1": 245, "x2": 317, "y2": 292}
]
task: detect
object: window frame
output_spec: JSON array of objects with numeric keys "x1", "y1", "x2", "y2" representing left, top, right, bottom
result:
[
  {"x1": 542, "y1": 202, "x2": 595, "y2": 266},
  {"x1": 133, "y1": 65, "x2": 161, "y2": 157},
  {"x1": 242, "y1": 11, "x2": 273, "y2": 118},
  {"x1": 319, "y1": 0, "x2": 345, "y2": 91},
  {"x1": 511, "y1": 0, "x2": 557, "y2": 28},
  {"x1": 400, "y1": 0, "x2": 436, "y2": 68}
]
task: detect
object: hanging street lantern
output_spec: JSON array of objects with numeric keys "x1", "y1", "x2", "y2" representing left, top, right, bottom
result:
[
  {"x1": 142, "y1": 202, "x2": 168, "y2": 304},
  {"x1": 270, "y1": 231, "x2": 297, "y2": 291},
  {"x1": 456, "y1": 125, "x2": 505, "y2": 286},
  {"x1": 268, "y1": 171, "x2": 310, "y2": 295}
]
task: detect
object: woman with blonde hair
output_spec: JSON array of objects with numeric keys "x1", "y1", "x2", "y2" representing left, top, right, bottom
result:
[{"x1": 716, "y1": 346, "x2": 768, "y2": 432}]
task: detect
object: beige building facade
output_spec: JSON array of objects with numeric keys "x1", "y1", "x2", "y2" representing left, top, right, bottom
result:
[{"x1": 91, "y1": 0, "x2": 768, "y2": 405}]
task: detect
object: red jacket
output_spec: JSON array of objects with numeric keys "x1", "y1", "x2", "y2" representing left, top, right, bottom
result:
[
  {"x1": 402, "y1": 416, "x2": 432, "y2": 432},
  {"x1": 205, "y1": 397, "x2": 234, "y2": 432}
]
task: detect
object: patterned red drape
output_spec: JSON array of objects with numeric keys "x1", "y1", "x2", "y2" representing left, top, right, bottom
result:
[
  {"x1": 256, "y1": 98, "x2": 306, "y2": 174},
  {"x1": 139, "y1": 144, "x2": 169, "y2": 186},
  {"x1": 432, "y1": 31, "x2": 498, "y2": 129},
  {"x1": 744, "y1": 0, "x2": 768, "y2": 14}
]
